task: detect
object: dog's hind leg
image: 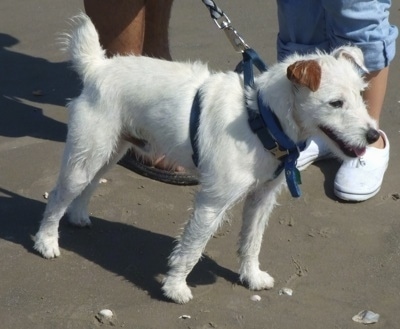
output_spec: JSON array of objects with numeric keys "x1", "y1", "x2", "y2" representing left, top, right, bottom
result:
[
  {"x1": 34, "y1": 172, "x2": 91, "y2": 258},
  {"x1": 237, "y1": 176, "x2": 284, "y2": 291},
  {"x1": 34, "y1": 138, "x2": 123, "y2": 259},
  {"x1": 162, "y1": 184, "x2": 249, "y2": 304},
  {"x1": 66, "y1": 142, "x2": 131, "y2": 227}
]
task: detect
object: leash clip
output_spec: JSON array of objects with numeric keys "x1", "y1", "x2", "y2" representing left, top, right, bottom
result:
[
  {"x1": 223, "y1": 26, "x2": 249, "y2": 52},
  {"x1": 213, "y1": 13, "x2": 249, "y2": 52},
  {"x1": 212, "y1": 11, "x2": 231, "y2": 29}
]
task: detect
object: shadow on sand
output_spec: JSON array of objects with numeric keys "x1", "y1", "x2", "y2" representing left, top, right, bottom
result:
[
  {"x1": 0, "y1": 33, "x2": 80, "y2": 142},
  {"x1": 0, "y1": 187, "x2": 239, "y2": 301}
]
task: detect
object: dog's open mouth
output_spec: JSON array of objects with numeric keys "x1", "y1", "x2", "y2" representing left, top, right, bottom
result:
[{"x1": 319, "y1": 126, "x2": 366, "y2": 158}]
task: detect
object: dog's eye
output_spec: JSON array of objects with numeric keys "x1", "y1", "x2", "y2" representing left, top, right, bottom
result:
[{"x1": 329, "y1": 100, "x2": 344, "y2": 108}]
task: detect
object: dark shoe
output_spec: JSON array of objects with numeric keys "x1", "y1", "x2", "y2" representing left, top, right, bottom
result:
[{"x1": 118, "y1": 153, "x2": 199, "y2": 186}]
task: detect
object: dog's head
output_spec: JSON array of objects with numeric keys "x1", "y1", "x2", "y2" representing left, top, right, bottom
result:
[{"x1": 286, "y1": 46, "x2": 379, "y2": 160}]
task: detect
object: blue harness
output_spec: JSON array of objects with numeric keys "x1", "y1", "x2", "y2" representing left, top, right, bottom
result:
[{"x1": 190, "y1": 48, "x2": 305, "y2": 197}]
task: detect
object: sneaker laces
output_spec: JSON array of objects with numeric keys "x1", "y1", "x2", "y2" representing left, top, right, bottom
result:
[
  {"x1": 358, "y1": 157, "x2": 366, "y2": 167},
  {"x1": 345, "y1": 156, "x2": 366, "y2": 168}
]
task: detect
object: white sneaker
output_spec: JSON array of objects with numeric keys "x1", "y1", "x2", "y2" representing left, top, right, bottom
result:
[
  {"x1": 296, "y1": 136, "x2": 333, "y2": 171},
  {"x1": 334, "y1": 130, "x2": 389, "y2": 202}
]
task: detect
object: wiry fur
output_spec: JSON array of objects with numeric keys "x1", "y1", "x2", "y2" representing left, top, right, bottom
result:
[{"x1": 34, "y1": 14, "x2": 378, "y2": 303}]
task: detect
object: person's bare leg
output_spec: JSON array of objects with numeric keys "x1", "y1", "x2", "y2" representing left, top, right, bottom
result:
[
  {"x1": 143, "y1": 0, "x2": 174, "y2": 60},
  {"x1": 83, "y1": 0, "x2": 145, "y2": 57},
  {"x1": 363, "y1": 66, "x2": 389, "y2": 149},
  {"x1": 84, "y1": 0, "x2": 173, "y2": 59}
]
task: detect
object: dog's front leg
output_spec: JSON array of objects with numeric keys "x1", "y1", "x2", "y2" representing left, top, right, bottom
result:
[
  {"x1": 162, "y1": 190, "x2": 232, "y2": 304},
  {"x1": 238, "y1": 177, "x2": 284, "y2": 291}
]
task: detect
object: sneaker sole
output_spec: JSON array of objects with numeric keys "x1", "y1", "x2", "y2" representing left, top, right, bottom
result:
[{"x1": 334, "y1": 186, "x2": 381, "y2": 202}]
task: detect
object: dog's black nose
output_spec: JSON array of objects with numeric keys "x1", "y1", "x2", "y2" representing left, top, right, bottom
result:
[{"x1": 366, "y1": 128, "x2": 380, "y2": 144}]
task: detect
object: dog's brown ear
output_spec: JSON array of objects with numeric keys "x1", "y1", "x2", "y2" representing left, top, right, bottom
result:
[{"x1": 287, "y1": 60, "x2": 321, "y2": 92}]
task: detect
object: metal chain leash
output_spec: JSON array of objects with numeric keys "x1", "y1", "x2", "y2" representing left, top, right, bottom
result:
[{"x1": 201, "y1": 0, "x2": 250, "y2": 52}]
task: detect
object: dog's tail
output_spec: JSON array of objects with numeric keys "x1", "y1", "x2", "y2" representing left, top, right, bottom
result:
[{"x1": 61, "y1": 13, "x2": 106, "y2": 81}]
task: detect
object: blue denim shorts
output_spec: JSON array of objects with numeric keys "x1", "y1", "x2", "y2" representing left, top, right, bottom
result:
[{"x1": 276, "y1": 0, "x2": 398, "y2": 71}]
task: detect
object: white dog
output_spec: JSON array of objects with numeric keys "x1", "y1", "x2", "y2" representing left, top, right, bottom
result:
[{"x1": 34, "y1": 14, "x2": 380, "y2": 304}]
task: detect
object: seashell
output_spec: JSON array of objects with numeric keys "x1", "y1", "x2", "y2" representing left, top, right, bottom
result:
[
  {"x1": 179, "y1": 315, "x2": 191, "y2": 319},
  {"x1": 250, "y1": 294, "x2": 262, "y2": 301},
  {"x1": 98, "y1": 309, "x2": 113, "y2": 319},
  {"x1": 99, "y1": 178, "x2": 108, "y2": 184},
  {"x1": 278, "y1": 287, "x2": 293, "y2": 296},
  {"x1": 352, "y1": 310, "x2": 379, "y2": 324},
  {"x1": 43, "y1": 192, "x2": 49, "y2": 199}
]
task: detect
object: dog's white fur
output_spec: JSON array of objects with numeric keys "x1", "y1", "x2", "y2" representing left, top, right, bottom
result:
[{"x1": 34, "y1": 14, "x2": 378, "y2": 304}]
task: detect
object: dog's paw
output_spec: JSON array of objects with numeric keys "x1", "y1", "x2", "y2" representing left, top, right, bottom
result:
[
  {"x1": 33, "y1": 232, "x2": 60, "y2": 259},
  {"x1": 241, "y1": 270, "x2": 275, "y2": 291},
  {"x1": 67, "y1": 215, "x2": 92, "y2": 228},
  {"x1": 67, "y1": 211, "x2": 92, "y2": 227},
  {"x1": 162, "y1": 276, "x2": 193, "y2": 304}
]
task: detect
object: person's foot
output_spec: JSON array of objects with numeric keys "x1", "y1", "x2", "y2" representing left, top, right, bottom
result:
[
  {"x1": 296, "y1": 136, "x2": 333, "y2": 171},
  {"x1": 334, "y1": 130, "x2": 389, "y2": 201}
]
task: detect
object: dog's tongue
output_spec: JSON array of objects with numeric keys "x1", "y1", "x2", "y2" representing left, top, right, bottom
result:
[{"x1": 353, "y1": 147, "x2": 366, "y2": 157}]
